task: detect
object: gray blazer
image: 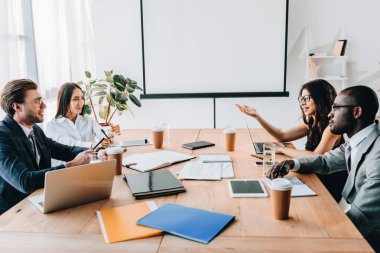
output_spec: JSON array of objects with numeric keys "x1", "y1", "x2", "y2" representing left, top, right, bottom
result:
[{"x1": 294, "y1": 123, "x2": 380, "y2": 250}]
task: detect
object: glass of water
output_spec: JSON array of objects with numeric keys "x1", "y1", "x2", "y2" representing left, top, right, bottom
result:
[
  {"x1": 160, "y1": 119, "x2": 170, "y2": 143},
  {"x1": 262, "y1": 143, "x2": 276, "y2": 176}
]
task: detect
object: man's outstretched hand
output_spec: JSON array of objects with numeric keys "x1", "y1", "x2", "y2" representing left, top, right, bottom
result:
[{"x1": 265, "y1": 160, "x2": 295, "y2": 179}]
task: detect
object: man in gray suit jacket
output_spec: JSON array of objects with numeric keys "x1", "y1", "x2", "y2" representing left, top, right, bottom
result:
[
  {"x1": 267, "y1": 85, "x2": 379, "y2": 252},
  {"x1": 0, "y1": 79, "x2": 93, "y2": 214}
]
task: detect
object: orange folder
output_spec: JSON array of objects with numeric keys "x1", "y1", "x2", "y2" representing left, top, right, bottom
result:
[{"x1": 96, "y1": 201, "x2": 163, "y2": 243}]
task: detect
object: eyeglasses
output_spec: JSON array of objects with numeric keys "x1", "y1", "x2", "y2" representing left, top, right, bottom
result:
[
  {"x1": 298, "y1": 95, "x2": 312, "y2": 104},
  {"x1": 32, "y1": 97, "x2": 46, "y2": 106},
  {"x1": 331, "y1": 104, "x2": 358, "y2": 112}
]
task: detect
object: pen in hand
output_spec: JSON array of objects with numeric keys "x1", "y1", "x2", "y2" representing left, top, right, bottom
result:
[
  {"x1": 101, "y1": 129, "x2": 111, "y2": 140},
  {"x1": 92, "y1": 137, "x2": 105, "y2": 150}
]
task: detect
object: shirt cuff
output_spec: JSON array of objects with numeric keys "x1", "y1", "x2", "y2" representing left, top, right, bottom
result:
[{"x1": 292, "y1": 159, "x2": 300, "y2": 171}]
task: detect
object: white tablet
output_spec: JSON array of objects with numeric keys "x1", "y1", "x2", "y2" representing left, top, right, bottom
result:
[{"x1": 227, "y1": 179, "x2": 268, "y2": 198}]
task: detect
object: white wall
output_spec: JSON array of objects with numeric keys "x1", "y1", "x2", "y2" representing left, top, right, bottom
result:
[{"x1": 91, "y1": 0, "x2": 380, "y2": 142}]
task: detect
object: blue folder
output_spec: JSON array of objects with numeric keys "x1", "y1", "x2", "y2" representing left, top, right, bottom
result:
[{"x1": 136, "y1": 203, "x2": 235, "y2": 244}]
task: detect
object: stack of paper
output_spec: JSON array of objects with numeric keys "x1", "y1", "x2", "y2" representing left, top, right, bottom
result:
[
  {"x1": 96, "y1": 201, "x2": 163, "y2": 243},
  {"x1": 122, "y1": 150, "x2": 195, "y2": 172},
  {"x1": 262, "y1": 176, "x2": 317, "y2": 197},
  {"x1": 137, "y1": 203, "x2": 235, "y2": 244},
  {"x1": 178, "y1": 162, "x2": 222, "y2": 180},
  {"x1": 124, "y1": 170, "x2": 186, "y2": 199}
]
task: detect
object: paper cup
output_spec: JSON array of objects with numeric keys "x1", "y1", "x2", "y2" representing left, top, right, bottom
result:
[
  {"x1": 224, "y1": 128, "x2": 237, "y2": 151},
  {"x1": 106, "y1": 147, "x2": 123, "y2": 175},
  {"x1": 270, "y1": 178, "x2": 292, "y2": 220},
  {"x1": 152, "y1": 126, "x2": 164, "y2": 149}
]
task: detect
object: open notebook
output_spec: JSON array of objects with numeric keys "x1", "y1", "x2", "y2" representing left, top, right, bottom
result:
[
  {"x1": 122, "y1": 150, "x2": 195, "y2": 172},
  {"x1": 262, "y1": 176, "x2": 317, "y2": 197}
]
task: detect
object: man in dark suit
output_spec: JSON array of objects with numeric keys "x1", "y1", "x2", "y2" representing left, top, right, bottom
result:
[
  {"x1": 0, "y1": 79, "x2": 92, "y2": 214},
  {"x1": 267, "y1": 85, "x2": 379, "y2": 251}
]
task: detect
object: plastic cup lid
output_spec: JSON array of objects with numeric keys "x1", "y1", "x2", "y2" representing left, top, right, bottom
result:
[
  {"x1": 106, "y1": 147, "x2": 123, "y2": 154},
  {"x1": 270, "y1": 178, "x2": 292, "y2": 191},
  {"x1": 224, "y1": 127, "x2": 237, "y2": 134},
  {"x1": 152, "y1": 126, "x2": 164, "y2": 132}
]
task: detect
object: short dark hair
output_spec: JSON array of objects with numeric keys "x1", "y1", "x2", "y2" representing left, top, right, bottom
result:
[
  {"x1": 0, "y1": 79, "x2": 38, "y2": 116},
  {"x1": 341, "y1": 85, "x2": 379, "y2": 123},
  {"x1": 55, "y1": 82, "x2": 84, "y2": 118}
]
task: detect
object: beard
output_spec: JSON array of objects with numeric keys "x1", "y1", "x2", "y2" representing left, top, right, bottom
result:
[
  {"x1": 25, "y1": 112, "x2": 44, "y2": 124},
  {"x1": 330, "y1": 117, "x2": 355, "y2": 135}
]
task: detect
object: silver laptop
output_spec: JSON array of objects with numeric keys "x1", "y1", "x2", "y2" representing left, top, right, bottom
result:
[
  {"x1": 243, "y1": 116, "x2": 284, "y2": 154},
  {"x1": 29, "y1": 160, "x2": 116, "y2": 213}
]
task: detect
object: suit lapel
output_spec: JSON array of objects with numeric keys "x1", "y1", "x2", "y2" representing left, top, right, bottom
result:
[
  {"x1": 342, "y1": 126, "x2": 380, "y2": 201},
  {"x1": 4, "y1": 115, "x2": 39, "y2": 168}
]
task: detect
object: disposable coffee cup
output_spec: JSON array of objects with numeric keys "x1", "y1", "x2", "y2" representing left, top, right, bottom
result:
[
  {"x1": 270, "y1": 178, "x2": 292, "y2": 220},
  {"x1": 106, "y1": 147, "x2": 123, "y2": 175},
  {"x1": 152, "y1": 126, "x2": 164, "y2": 149},
  {"x1": 224, "y1": 128, "x2": 237, "y2": 151}
]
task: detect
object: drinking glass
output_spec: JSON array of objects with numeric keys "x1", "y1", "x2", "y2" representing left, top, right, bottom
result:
[
  {"x1": 89, "y1": 153, "x2": 102, "y2": 164},
  {"x1": 262, "y1": 143, "x2": 276, "y2": 176},
  {"x1": 160, "y1": 119, "x2": 170, "y2": 143}
]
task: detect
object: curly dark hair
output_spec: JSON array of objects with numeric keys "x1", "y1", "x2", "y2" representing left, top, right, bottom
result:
[{"x1": 299, "y1": 79, "x2": 337, "y2": 151}]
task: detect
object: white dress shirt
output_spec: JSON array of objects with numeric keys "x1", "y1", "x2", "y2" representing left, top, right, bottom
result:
[
  {"x1": 343, "y1": 122, "x2": 377, "y2": 170},
  {"x1": 46, "y1": 115, "x2": 104, "y2": 148}
]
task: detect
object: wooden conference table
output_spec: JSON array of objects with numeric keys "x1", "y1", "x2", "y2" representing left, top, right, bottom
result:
[{"x1": 0, "y1": 129, "x2": 374, "y2": 252}]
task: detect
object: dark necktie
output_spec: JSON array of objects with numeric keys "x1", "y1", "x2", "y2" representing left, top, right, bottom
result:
[
  {"x1": 28, "y1": 131, "x2": 38, "y2": 161},
  {"x1": 345, "y1": 143, "x2": 352, "y2": 172}
]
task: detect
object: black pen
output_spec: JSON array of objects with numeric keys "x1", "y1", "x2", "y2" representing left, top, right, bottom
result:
[
  {"x1": 92, "y1": 137, "x2": 105, "y2": 150},
  {"x1": 251, "y1": 154, "x2": 263, "y2": 160},
  {"x1": 124, "y1": 163, "x2": 137, "y2": 167},
  {"x1": 101, "y1": 129, "x2": 111, "y2": 140}
]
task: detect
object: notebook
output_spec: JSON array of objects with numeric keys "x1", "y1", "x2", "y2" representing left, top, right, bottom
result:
[
  {"x1": 124, "y1": 170, "x2": 186, "y2": 199},
  {"x1": 199, "y1": 153, "x2": 232, "y2": 163},
  {"x1": 197, "y1": 153, "x2": 234, "y2": 178},
  {"x1": 96, "y1": 201, "x2": 163, "y2": 243},
  {"x1": 262, "y1": 176, "x2": 317, "y2": 197},
  {"x1": 181, "y1": 141, "x2": 215, "y2": 150},
  {"x1": 122, "y1": 150, "x2": 195, "y2": 172},
  {"x1": 137, "y1": 203, "x2": 235, "y2": 244},
  {"x1": 177, "y1": 162, "x2": 222, "y2": 180}
]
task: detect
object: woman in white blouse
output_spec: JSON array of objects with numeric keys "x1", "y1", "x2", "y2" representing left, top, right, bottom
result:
[{"x1": 46, "y1": 83, "x2": 111, "y2": 149}]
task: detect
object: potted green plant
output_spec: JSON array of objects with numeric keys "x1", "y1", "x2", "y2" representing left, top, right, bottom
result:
[{"x1": 78, "y1": 70, "x2": 142, "y2": 125}]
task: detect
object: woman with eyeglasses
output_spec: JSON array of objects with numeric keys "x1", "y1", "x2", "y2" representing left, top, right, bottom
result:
[
  {"x1": 236, "y1": 79, "x2": 347, "y2": 202},
  {"x1": 46, "y1": 83, "x2": 111, "y2": 152}
]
